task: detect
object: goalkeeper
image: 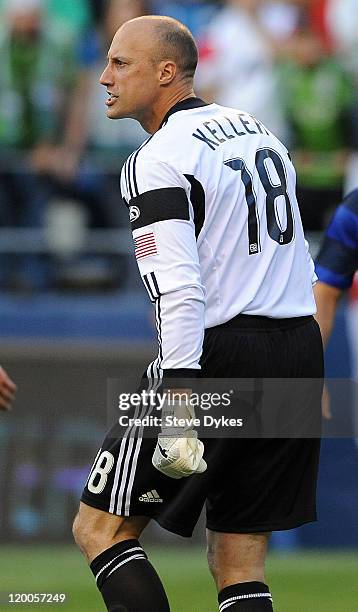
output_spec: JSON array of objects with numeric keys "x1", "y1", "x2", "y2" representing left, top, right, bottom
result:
[{"x1": 74, "y1": 14, "x2": 323, "y2": 612}]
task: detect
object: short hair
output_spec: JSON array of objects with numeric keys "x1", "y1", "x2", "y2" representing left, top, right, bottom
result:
[{"x1": 153, "y1": 17, "x2": 198, "y2": 80}]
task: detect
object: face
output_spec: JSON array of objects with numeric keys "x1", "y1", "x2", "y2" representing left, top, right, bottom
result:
[
  {"x1": 9, "y1": 9, "x2": 42, "y2": 36},
  {"x1": 294, "y1": 32, "x2": 323, "y2": 67},
  {"x1": 99, "y1": 23, "x2": 162, "y2": 122}
]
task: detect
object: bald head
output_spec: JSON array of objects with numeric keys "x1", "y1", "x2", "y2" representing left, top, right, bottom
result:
[
  {"x1": 100, "y1": 15, "x2": 198, "y2": 132},
  {"x1": 122, "y1": 16, "x2": 198, "y2": 81}
]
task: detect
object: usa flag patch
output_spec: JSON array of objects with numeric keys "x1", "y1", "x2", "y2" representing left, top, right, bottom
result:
[{"x1": 134, "y1": 232, "x2": 158, "y2": 260}]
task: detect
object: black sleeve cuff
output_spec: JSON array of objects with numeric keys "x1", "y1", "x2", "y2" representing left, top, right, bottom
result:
[
  {"x1": 139, "y1": 368, "x2": 200, "y2": 391},
  {"x1": 162, "y1": 368, "x2": 199, "y2": 378}
]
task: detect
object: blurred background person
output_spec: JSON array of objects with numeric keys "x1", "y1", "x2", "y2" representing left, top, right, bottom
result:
[
  {"x1": 27, "y1": 0, "x2": 128, "y2": 291},
  {"x1": 325, "y1": 0, "x2": 358, "y2": 194},
  {"x1": 314, "y1": 188, "x2": 358, "y2": 422},
  {"x1": 280, "y1": 25, "x2": 355, "y2": 231},
  {"x1": 63, "y1": 0, "x2": 151, "y2": 290},
  {"x1": 315, "y1": 188, "x2": 358, "y2": 347},
  {"x1": 0, "y1": 0, "x2": 137, "y2": 291},
  {"x1": 195, "y1": 0, "x2": 294, "y2": 142},
  {"x1": 326, "y1": 0, "x2": 358, "y2": 77},
  {"x1": 85, "y1": 0, "x2": 149, "y2": 160},
  {"x1": 0, "y1": 0, "x2": 77, "y2": 290}
]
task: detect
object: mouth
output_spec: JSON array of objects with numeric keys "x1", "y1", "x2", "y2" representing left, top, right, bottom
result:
[{"x1": 106, "y1": 91, "x2": 119, "y2": 107}]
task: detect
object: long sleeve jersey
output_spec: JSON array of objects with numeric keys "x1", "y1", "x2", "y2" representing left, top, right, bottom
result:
[{"x1": 120, "y1": 98, "x2": 316, "y2": 379}]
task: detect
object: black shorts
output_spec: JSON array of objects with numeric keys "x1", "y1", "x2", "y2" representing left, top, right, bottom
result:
[{"x1": 81, "y1": 315, "x2": 323, "y2": 537}]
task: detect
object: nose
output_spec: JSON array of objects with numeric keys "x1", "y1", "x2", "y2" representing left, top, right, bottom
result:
[{"x1": 99, "y1": 62, "x2": 113, "y2": 87}]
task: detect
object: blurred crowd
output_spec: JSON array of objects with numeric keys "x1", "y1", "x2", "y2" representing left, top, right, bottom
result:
[{"x1": 0, "y1": 0, "x2": 357, "y2": 291}]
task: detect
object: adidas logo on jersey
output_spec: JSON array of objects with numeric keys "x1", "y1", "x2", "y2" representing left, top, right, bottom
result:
[{"x1": 139, "y1": 490, "x2": 163, "y2": 503}]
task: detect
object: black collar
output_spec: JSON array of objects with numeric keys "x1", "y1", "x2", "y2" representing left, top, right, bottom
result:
[{"x1": 160, "y1": 97, "x2": 208, "y2": 128}]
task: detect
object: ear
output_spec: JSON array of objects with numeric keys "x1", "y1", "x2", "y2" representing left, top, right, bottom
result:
[{"x1": 158, "y1": 60, "x2": 177, "y2": 86}]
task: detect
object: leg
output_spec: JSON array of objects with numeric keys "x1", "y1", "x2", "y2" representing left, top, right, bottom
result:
[
  {"x1": 73, "y1": 501, "x2": 149, "y2": 562},
  {"x1": 73, "y1": 502, "x2": 170, "y2": 611},
  {"x1": 75, "y1": 417, "x2": 208, "y2": 611},
  {"x1": 207, "y1": 529, "x2": 273, "y2": 611},
  {"x1": 207, "y1": 530, "x2": 270, "y2": 590}
]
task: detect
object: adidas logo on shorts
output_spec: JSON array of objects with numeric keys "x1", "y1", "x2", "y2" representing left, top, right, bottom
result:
[{"x1": 139, "y1": 489, "x2": 163, "y2": 503}]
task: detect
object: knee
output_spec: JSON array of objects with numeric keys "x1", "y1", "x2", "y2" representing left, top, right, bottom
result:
[
  {"x1": 72, "y1": 512, "x2": 92, "y2": 554},
  {"x1": 72, "y1": 510, "x2": 110, "y2": 559},
  {"x1": 72, "y1": 505, "x2": 149, "y2": 562}
]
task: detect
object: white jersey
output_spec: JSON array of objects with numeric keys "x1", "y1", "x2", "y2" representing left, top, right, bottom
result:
[{"x1": 120, "y1": 98, "x2": 316, "y2": 376}]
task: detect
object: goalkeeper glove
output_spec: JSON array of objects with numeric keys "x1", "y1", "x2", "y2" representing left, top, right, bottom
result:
[{"x1": 152, "y1": 400, "x2": 207, "y2": 479}]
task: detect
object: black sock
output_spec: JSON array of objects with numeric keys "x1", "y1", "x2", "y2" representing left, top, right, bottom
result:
[
  {"x1": 218, "y1": 582, "x2": 273, "y2": 611},
  {"x1": 90, "y1": 539, "x2": 170, "y2": 612}
]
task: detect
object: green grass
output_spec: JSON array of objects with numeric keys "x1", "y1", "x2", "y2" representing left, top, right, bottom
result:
[{"x1": 0, "y1": 546, "x2": 357, "y2": 611}]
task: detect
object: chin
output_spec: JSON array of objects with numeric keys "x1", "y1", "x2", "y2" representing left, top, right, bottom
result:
[
  {"x1": 106, "y1": 108, "x2": 117, "y2": 119},
  {"x1": 107, "y1": 105, "x2": 128, "y2": 120}
]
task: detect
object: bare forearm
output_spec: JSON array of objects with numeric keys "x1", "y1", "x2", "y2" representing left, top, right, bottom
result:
[{"x1": 314, "y1": 282, "x2": 342, "y2": 348}]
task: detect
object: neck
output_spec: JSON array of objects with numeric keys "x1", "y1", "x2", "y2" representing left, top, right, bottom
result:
[{"x1": 141, "y1": 85, "x2": 196, "y2": 134}]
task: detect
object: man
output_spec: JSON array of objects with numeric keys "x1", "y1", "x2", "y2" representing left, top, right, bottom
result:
[
  {"x1": 73, "y1": 16, "x2": 323, "y2": 612},
  {"x1": 315, "y1": 188, "x2": 358, "y2": 347},
  {"x1": 196, "y1": 0, "x2": 287, "y2": 140},
  {"x1": 279, "y1": 25, "x2": 353, "y2": 231},
  {"x1": 314, "y1": 189, "x2": 358, "y2": 419},
  {"x1": 0, "y1": 0, "x2": 79, "y2": 290},
  {"x1": 0, "y1": 366, "x2": 16, "y2": 411}
]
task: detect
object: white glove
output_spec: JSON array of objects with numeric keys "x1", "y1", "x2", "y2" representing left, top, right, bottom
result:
[
  {"x1": 152, "y1": 400, "x2": 207, "y2": 479},
  {"x1": 152, "y1": 433, "x2": 207, "y2": 479}
]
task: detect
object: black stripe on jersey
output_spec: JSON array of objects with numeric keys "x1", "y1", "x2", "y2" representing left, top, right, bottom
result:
[
  {"x1": 143, "y1": 272, "x2": 161, "y2": 302},
  {"x1": 124, "y1": 155, "x2": 130, "y2": 197},
  {"x1": 128, "y1": 153, "x2": 135, "y2": 199},
  {"x1": 124, "y1": 154, "x2": 133, "y2": 199},
  {"x1": 130, "y1": 187, "x2": 189, "y2": 230},
  {"x1": 150, "y1": 271, "x2": 160, "y2": 296},
  {"x1": 316, "y1": 236, "x2": 358, "y2": 276},
  {"x1": 143, "y1": 274, "x2": 155, "y2": 302},
  {"x1": 119, "y1": 165, "x2": 127, "y2": 202},
  {"x1": 131, "y1": 148, "x2": 140, "y2": 196},
  {"x1": 149, "y1": 360, "x2": 155, "y2": 383},
  {"x1": 119, "y1": 435, "x2": 138, "y2": 516},
  {"x1": 122, "y1": 134, "x2": 162, "y2": 201},
  {"x1": 129, "y1": 134, "x2": 155, "y2": 197},
  {"x1": 184, "y1": 174, "x2": 205, "y2": 239},
  {"x1": 156, "y1": 297, "x2": 163, "y2": 368}
]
